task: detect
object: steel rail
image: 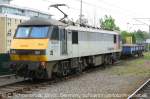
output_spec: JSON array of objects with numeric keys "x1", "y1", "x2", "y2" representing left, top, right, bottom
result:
[
  {"x1": 0, "y1": 74, "x2": 16, "y2": 78},
  {"x1": 127, "y1": 78, "x2": 150, "y2": 99}
]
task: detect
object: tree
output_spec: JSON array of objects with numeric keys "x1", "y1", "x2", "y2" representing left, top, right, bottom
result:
[
  {"x1": 121, "y1": 31, "x2": 136, "y2": 44},
  {"x1": 100, "y1": 15, "x2": 120, "y2": 31},
  {"x1": 133, "y1": 30, "x2": 150, "y2": 43},
  {"x1": 121, "y1": 30, "x2": 150, "y2": 44}
]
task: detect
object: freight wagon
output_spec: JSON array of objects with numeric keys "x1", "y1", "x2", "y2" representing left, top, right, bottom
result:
[{"x1": 122, "y1": 44, "x2": 144, "y2": 56}]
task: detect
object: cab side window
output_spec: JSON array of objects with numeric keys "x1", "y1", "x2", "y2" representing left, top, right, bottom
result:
[
  {"x1": 72, "y1": 31, "x2": 78, "y2": 44},
  {"x1": 114, "y1": 35, "x2": 117, "y2": 43},
  {"x1": 51, "y1": 26, "x2": 59, "y2": 40}
]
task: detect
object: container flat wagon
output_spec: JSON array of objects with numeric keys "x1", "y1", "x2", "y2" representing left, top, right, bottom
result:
[{"x1": 122, "y1": 44, "x2": 144, "y2": 56}]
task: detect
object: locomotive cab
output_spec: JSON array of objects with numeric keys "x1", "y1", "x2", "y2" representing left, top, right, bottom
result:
[
  {"x1": 10, "y1": 18, "x2": 65, "y2": 62},
  {"x1": 11, "y1": 25, "x2": 50, "y2": 61},
  {"x1": 10, "y1": 18, "x2": 66, "y2": 79}
]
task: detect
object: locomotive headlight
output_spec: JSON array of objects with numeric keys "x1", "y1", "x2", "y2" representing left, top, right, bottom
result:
[
  {"x1": 34, "y1": 50, "x2": 45, "y2": 55},
  {"x1": 10, "y1": 50, "x2": 16, "y2": 54},
  {"x1": 35, "y1": 51, "x2": 41, "y2": 55}
]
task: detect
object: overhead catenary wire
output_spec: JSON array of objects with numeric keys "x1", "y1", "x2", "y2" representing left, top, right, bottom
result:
[
  {"x1": 133, "y1": 18, "x2": 150, "y2": 33},
  {"x1": 99, "y1": 0, "x2": 140, "y2": 17},
  {"x1": 41, "y1": 0, "x2": 146, "y2": 31},
  {"x1": 133, "y1": 18, "x2": 149, "y2": 26},
  {"x1": 73, "y1": 0, "x2": 137, "y2": 17},
  {"x1": 42, "y1": 0, "x2": 135, "y2": 17},
  {"x1": 71, "y1": 0, "x2": 150, "y2": 31},
  {"x1": 41, "y1": 0, "x2": 82, "y2": 12}
]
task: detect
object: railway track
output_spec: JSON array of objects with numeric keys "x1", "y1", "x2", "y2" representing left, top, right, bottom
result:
[
  {"x1": 0, "y1": 74, "x2": 16, "y2": 78},
  {"x1": 0, "y1": 74, "x2": 25, "y2": 87},
  {"x1": 0, "y1": 75, "x2": 79, "y2": 98},
  {"x1": 0, "y1": 59, "x2": 139, "y2": 98},
  {"x1": 0, "y1": 63, "x2": 110, "y2": 98},
  {"x1": 128, "y1": 78, "x2": 150, "y2": 99}
]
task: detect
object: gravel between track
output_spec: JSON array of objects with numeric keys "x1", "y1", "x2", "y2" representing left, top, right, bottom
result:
[{"x1": 10, "y1": 53, "x2": 150, "y2": 99}]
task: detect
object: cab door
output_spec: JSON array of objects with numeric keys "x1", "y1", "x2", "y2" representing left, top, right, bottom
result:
[
  {"x1": 67, "y1": 30, "x2": 72, "y2": 57},
  {"x1": 60, "y1": 29, "x2": 67, "y2": 55},
  {"x1": 72, "y1": 30, "x2": 79, "y2": 57}
]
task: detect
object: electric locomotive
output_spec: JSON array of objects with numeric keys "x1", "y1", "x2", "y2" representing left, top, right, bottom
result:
[{"x1": 10, "y1": 18, "x2": 121, "y2": 79}]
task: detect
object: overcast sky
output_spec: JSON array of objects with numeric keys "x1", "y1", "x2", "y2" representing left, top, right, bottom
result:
[{"x1": 10, "y1": 0, "x2": 150, "y2": 32}]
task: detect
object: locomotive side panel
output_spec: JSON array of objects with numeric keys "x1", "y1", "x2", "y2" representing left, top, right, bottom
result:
[
  {"x1": 46, "y1": 26, "x2": 122, "y2": 61},
  {"x1": 74, "y1": 29, "x2": 121, "y2": 58},
  {"x1": 78, "y1": 31, "x2": 89, "y2": 56}
]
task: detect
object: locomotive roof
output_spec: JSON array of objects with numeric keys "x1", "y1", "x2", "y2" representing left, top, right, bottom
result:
[
  {"x1": 19, "y1": 18, "x2": 66, "y2": 26},
  {"x1": 19, "y1": 18, "x2": 119, "y2": 35},
  {"x1": 66, "y1": 26, "x2": 119, "y2": 35}
]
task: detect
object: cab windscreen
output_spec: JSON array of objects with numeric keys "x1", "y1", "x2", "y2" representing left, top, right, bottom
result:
[{"x1": 15, "y1": 26, "x2": 49, "y2": 38}]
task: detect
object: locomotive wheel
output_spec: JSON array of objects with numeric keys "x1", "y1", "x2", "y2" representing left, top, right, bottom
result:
[
  {"x1": 16, "y1": 64, "x2": 28, "y2": 77},
  {"x1": 34, "y1": 67, "x2": 48, "y2": 79},
  {"x1": 62, "y1": 65, "x2": 68, "y2": 77},
  {"x1": 103, "y1": 55, "x2": 113, "y2": 65},
  {"x1": 104, "y1": 55, "x2": 109, "y2": 65},
  {"x1": 76, "y1": 61, "x2": 83, "y2": 74},
  {"x1": 57, "y1": 62, "x2": 70, "y2": 77},
  {"x1": 109, "y1": 57, "x2": 113, "y2": 65}
]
